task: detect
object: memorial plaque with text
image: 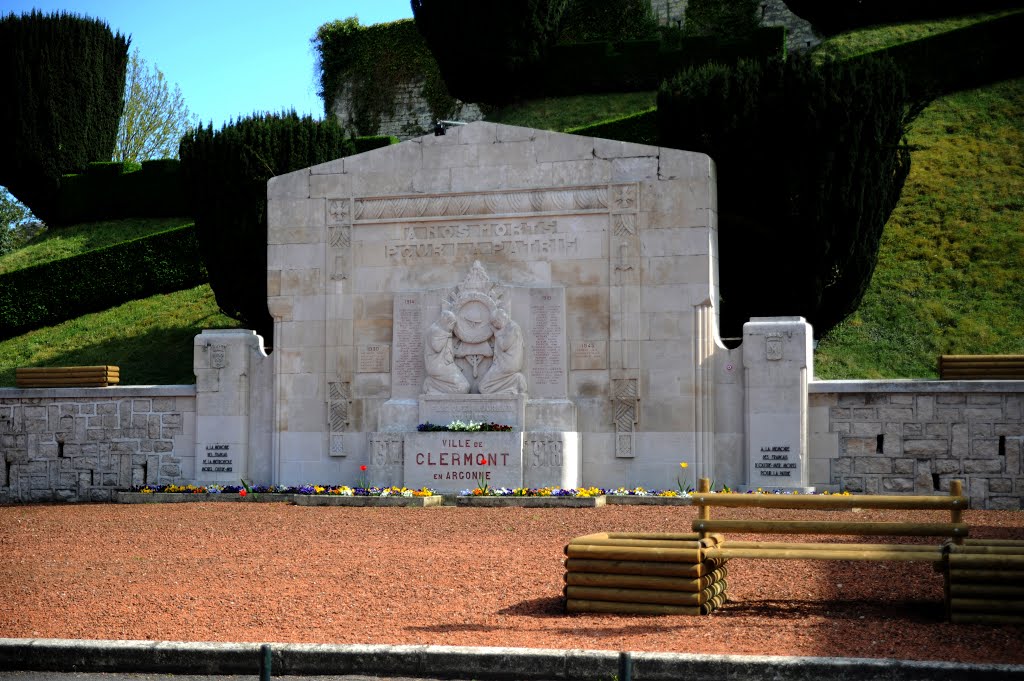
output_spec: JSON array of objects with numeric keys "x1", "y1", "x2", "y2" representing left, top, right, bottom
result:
[
  {"x1": 199, "y1": 443, "x2": 238, "y2": 482},
  {"x1": 570, "y1": 340, "x2": 607, "y2": 371},
  {"x1": 358, "y1": 344, "x2": 391, "y2": 373},
  {"x1": 404, "y1": 431, "x2": 523, "y2": 492},
  {"x1": 528, "y1": 288, "x2": 567, "y2": 398},
  {"x1": 391, "y1": 294, "x2": 424, "y2": 398}
]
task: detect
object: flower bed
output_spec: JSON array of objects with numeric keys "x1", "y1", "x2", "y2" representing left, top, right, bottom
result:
[
  {"x1": 117, "y1": 484, "x2": 440, "y2": 505},
  {"x1": 416, "y1": 419, "x2": 513, "y2": 432},
  {"x1": 456, "y1": 486, "x2": 608, "y2": 507}
]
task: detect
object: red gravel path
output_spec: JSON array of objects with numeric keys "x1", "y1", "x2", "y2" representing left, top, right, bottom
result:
[{"x1": 1, "y1": 503, "x2": 1022, "y2": 664}]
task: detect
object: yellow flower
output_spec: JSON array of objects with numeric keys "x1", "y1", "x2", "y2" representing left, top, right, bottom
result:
[{"x1": 680, "y1": 462, "x2": 688, "y2": 469}]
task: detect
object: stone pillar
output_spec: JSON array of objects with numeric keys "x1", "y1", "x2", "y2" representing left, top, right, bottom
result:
[
  {"x1": 742, "y1": 317, "x2": 813, "y2": 489},
  {"x1": 194, "y1": 329, "x2": 269, "y2": 484}
]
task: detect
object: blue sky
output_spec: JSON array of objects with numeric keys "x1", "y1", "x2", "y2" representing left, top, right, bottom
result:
[{"x1": 1, "y1": 0, "x2": 415, "y2": 128}]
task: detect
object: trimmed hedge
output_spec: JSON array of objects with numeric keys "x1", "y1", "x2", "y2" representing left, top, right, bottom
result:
[
  {"x1": 0, "y1": 10, "x2": 129, "y2": 223},
  {"x1": 0, "y1": 225, "x2": 206, "y2": 340},
  {"x1": 179, "y1": 112, "x2": 355, "y2": 347},
  {"x1": 657, "y1": 54, "x2": 928, "y2": 340},
  {"x1": 540, "y1": 27, "x2": 786, "y2": 95},
  {"x1": 353, "y1": 135, "x2": 399, "y2": 154},
  {"x1": 54, "y1": 160, "x2": 188, "y2": 225}
]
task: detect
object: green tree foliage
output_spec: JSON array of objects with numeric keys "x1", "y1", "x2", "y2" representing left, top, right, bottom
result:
[
  {"x1": 114, "y1": 48, "x2": 197, "y2": 163},
  {"x1": 658, "y1": 55, "x2": 929, "y2": 339},
  {"x1": 410, "y1": 0, "x2": 570, "y2": 103},
  {"x1": 0, "y1": 187, "x2": 44, "y2": 257},
  {"x1": 313, "y1": 17, "x2": 458, "y2": 136},
  {"x1": 682, "y1": 0, "x2": 761, "y2": 37},
  {"x1": 0, "y1": 10, "x2": 129, "y2": 223},
  {"x1": 558, "y1": 0, "x2": 660, "y2": 43},
  {"x1": 178, "y1": 113, "x2": 355, "y2": 346}
]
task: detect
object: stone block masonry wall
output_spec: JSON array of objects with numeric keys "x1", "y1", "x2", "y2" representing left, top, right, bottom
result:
[
  {"x1": 0, "y1": 386, "x2": 195, "y2": 503},
  {"x1": 809, "y1": 381, "x2": 1024, "y2": 509}
]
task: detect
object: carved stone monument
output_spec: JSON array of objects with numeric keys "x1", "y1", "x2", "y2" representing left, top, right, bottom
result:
[{"x1": 263, "y1": 121, "x2": 729, "y2": 491}]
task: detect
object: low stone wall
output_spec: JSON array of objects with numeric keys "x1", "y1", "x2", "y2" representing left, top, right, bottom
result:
[
  {"x1": 0, "y1": 386, "x2": 195, "y2": 503},
  {"x1": 809, "y1": 381, "x2": 1024, "y2": 509}
]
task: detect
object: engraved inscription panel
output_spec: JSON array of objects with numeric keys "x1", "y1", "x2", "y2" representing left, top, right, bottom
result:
[
  {"x1": 528, "y1": 288, "x2": 567, "y2": 399},
  {"x1": 570, "y1": 340, "x2": 607, "y2": 371},
  {"x1": 358, "y1": 344, "x2": 391, "y2": 373},
  {"x1": 391, "y1": 294, "x2": 425, "y2": 398}
]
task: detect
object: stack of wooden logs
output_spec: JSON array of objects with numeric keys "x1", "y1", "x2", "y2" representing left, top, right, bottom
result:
[
  {"x1": 15, "y1": 366, "x2": 120, "y2": 388},
  {"x1": 945, "y1": 538, "x2": 1024, "y2": 625},
  {"x1": 563, "y1": 531, "x2": 728, "y2": 615},
  {"x1": 938, "y1": 354, "x2": 1024, "y2": 379}
]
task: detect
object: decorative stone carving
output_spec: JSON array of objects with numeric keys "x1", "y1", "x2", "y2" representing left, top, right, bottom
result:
[
  {"x1": 613, "y1": 378, "x2": 639, "y2": 458},
  {"x1": 423, "y1": 261, "x2": 528, "y2": 395},
  {"x1": 328, "y1": 381, "x2": 351, "y2": 456},
  {"x1": 423, "y1": 311, "x2": 471, "y2": 395},
  {"x1": 354, "y1": 188, "x2": 608, "y2": 222},
  {"x1": 479, "y1": 309, "x2": 527, "y2": 395}
]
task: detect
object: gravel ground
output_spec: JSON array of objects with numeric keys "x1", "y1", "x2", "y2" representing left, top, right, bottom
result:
[{"x1": 1, "y1": 503, "x2": 1021, "y2": 664}]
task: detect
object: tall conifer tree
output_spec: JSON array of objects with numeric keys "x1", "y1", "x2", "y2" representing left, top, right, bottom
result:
[
  {"x1": 658, "y1": 54, "x2": 929, "y2": 338},
  {"x1": 0, "y1": 10, "x2": 129, "y2": 222}
]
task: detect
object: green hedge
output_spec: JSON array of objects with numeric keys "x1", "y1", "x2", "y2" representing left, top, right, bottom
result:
[
  {"x1": 855, "y1": 10, "x2": 1024, "y2": 98},
  {"x1": 0, "y1": 10, "x2": 129, "y2": 224},
  {"x1": 353, "y1": 135, "x2": 399, "y2": 154},
  {"x1": 54, "y1": 160, "x2": 188, "y2": 225},
  {"x1": 84, "y1": 160, "x2": 141, "y2": 177},
  {"x1": 0, "y1": 225, "x2": 206, "y2": 340},
  {"x1": 540, "y1": 27, "x2": 786, "y2": 94}
]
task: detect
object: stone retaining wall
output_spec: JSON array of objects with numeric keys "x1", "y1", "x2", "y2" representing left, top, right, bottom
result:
[
  {"x1": 809, "y1": 381, "x2": 1024, "y2": 509},
  {"x1": 0, "y1": 386, "x2": 195, "y2": 503}
]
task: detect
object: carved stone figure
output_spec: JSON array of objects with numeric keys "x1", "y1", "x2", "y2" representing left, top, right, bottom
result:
[
  {"x1": 479, "y1": 309, "x2": 528, "y2": 395},
  {"x1": 422, "y1": 311, "x2": 470, "y2": 395}
]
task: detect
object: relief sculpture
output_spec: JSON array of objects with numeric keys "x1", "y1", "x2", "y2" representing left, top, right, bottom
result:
[
  {"x1": 478, "y1": 309, "x2": 527, "y2": 394},
  {"x1": 422, "y1": 311, "x2": 471, "y2": 395},
  {"x1": 421, "y1": 261, "x2": 528, "y2": 396}
]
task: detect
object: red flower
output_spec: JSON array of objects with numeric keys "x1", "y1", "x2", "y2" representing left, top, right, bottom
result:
[
  {"x1": 239, "y1": 489, "x2": 247, "y2": 497},
  {"x1": 360, "y1": 465, "x2": 367, "y2": 471}
]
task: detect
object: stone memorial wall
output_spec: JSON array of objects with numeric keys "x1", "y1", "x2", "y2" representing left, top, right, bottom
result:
[{"x1": 266, "y1": 122, "x2": 724, "y2": 491}]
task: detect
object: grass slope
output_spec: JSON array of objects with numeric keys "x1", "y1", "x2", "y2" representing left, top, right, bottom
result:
[
  {"x1": 0, "y1": 285, "x2": 241, "y2": 386},
  {"x1": 814, "y1": 77, "x2": 1024, "y2": 378},
  {"x1": 0, "y1": 217, "x2": 193, "y2": 275}
]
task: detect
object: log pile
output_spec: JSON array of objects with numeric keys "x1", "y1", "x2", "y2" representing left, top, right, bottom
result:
[
  {"x1": 945, "y1": 538, "x2": 1024, "y2": 625},
  {"x1": 938, "y1": 354, "x2": 1024, "y2": 380},
  {"x1": 15, "y1": 366, "x2": 120, "y2": 388},
  {"x1": 564, "y1": 532, "x2": 728, "y2": 615}
]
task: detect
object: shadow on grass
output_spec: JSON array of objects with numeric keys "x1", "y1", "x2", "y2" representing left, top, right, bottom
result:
[{"x1": 1, "y1": 325, "x2": 209, "y2": 386}]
